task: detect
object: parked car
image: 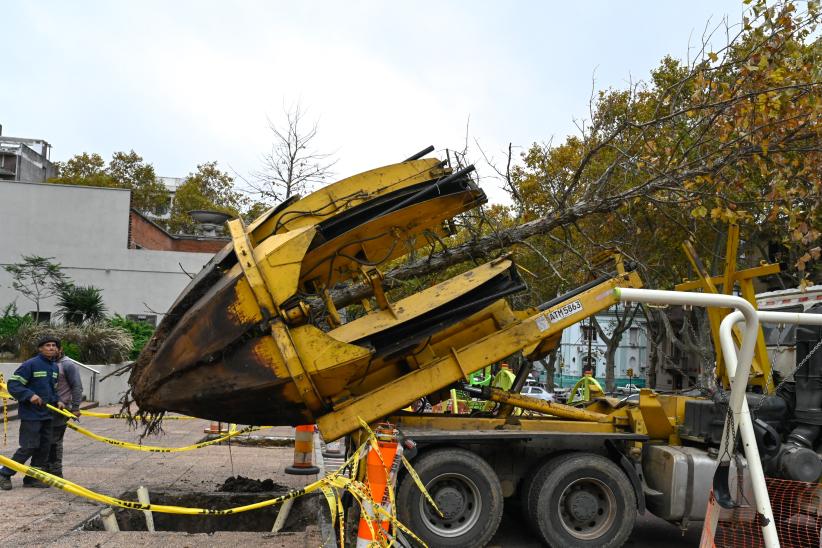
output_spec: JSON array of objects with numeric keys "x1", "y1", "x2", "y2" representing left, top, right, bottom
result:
[
  {"x1": 552, "y1": 387, "x2": 571, "y2": 403},
  {"x1": 521, "y1": 385, "x2": 555, "y2": 402},
  {"x1": 617, "y1": 383, "x2": 640, "y2": 395}
]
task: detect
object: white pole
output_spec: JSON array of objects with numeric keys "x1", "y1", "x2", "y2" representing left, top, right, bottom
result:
[
  {"x1": 100, "y1": 507, "x2": 120, "y2": 532},
  {"x1": 272, "y1": 498, "x2": 294, "y2": 532},
  {"x1": 137, "y1": 485, "x2": 155, "y2": 532},
  {"x1": 614, "y1": 288, "x2": 779, "y2": 548},
  {"x1": 716, "y1": 311, "x2": 779, "y2": 548}
]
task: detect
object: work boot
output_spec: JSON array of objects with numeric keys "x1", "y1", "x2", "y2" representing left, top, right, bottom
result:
[
  {"x1": 0, "y1": 475, "x2": 11, "y2": 491},
  {"x1": 22, "y1": 480, "x2": 48, "y2": 488}
]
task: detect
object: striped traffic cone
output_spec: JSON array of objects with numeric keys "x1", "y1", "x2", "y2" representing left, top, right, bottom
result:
[
  {"x1": 285, "y1": 425, "x2": 320, "y2": 475},
  {"x1": 356, "y1": 424, "x2": 402, "y2": 547}
]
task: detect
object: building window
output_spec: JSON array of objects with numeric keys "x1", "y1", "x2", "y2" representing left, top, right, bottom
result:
[
  {"x1": 126, "y1": 314, "x2": 157, "y2": 327},
  {"x1": 29, "y1": 311, "x2": 51, "y2": 323},
  {"x1": 629, "y1": 326, "x2": 639, "y2": 346},
  {"x1": 581, "y1": 325, "x2": 597, "y2": 342}
]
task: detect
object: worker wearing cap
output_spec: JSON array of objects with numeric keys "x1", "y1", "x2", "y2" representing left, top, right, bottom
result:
[{"x1": 0, "y1": 335, "x2": 65, "y2": 490}]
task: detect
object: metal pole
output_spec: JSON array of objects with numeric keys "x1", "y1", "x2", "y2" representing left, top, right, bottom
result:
[{"x1": 614, "y1": 288, "x2": 778, "y2": 548}]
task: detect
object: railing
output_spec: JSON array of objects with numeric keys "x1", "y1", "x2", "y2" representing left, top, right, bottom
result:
[{"x1": 69, "y1": 359, "x2": 101, "y2": 402}]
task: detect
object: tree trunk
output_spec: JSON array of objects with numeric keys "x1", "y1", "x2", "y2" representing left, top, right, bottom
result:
[
  {"x1": 543, "y1": 353, "x2": 557, "y2": 391},
  {"x1": 605, "y1": 346, "x2": 618, "y2": 393}
]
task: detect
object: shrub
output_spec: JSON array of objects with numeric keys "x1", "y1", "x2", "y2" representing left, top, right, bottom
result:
[
  {"x1": 14, "y1": 323, "x2": 133, "y2": 364},
  {"x1": 108, "y1": 315, "x2": 155, "y2": 360},
  {"x1": 0, "y1": 303, "x2": 33, "y2": 355}
]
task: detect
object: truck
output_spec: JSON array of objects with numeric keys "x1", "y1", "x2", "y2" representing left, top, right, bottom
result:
[{"x1": 127, "y1": 148, "x2": 822, "y2": 547}]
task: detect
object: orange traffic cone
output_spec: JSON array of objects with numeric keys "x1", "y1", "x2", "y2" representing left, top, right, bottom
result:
[
  {"x1": 204, "y1": 421, "x2": 224, "y2": 434},
  {"x1": 285, "y1": 424, "x2": 320, "y2": 475},
  {"x1": 356, "y1": 424, "x2": 402, "y2": 547}
]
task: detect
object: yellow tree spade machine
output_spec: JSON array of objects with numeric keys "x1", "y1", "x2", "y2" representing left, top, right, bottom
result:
[{"x1": 128, "y1": 148, "x2": 822, "y2": 547}]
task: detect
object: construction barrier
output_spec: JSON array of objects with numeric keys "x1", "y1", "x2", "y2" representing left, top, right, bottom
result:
[
  {"x1": 701, "y1": 479, "x2": 821, "y2": 547},
  {"x1": 0, "y1": 417, "x2": 439, "y2": 547}
]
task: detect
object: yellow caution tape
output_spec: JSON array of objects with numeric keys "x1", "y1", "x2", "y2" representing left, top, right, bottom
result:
[
  {"x1": 1, "y1": 374, "x2": 7, "y2": 447},
  {"x1": 0, "y1": 452, "x2": 330, "y2": 515},
  {"x1": 0, "y1": 380, "x2": 257, "y2": 454},
  {"x1": 0, "y1": 429, "x2": 430, "y2": 547},
  {"x1": 51, "y1": 404, "x2": 269, "y2": 453},
  {"x1": 0, "y1": 381, "x2": 433, "y2": 547},
  {"x1": 80, "y1": 410, "x2": 195, "y2": 420}
]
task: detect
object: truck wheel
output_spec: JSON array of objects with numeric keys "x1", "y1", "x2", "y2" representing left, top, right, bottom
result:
[
  {"x1": 520, "y1": 452, "x2": 568, "y2": 533},
  {"x1": 529, "y1": 453, "x2": 636, "y2": 548},
  {"x1": 397, "y1": 448, "x2": 503, "y2": 547}
]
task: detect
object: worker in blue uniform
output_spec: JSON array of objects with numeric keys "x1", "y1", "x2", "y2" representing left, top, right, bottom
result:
[{"x1": 0, "y1": 335, "x2": 65, "y2": 490}]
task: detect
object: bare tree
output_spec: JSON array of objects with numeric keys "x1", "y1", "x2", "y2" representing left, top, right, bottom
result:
[
  {"x1": 591, "y1": 303, "x2": 641, "y2": 393},
  {"x1": 249, "y1": 104, "x2": 337, "y2": 204}
]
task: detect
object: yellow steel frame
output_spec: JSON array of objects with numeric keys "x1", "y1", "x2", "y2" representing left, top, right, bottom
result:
[
  {"x1": 676, "y1": 225, "x2": 779, "y2": 392},
  {"x1": 317, "y1": 270, "x2": 642, "y2": 440}
]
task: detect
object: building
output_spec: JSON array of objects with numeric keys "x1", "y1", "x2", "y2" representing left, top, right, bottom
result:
[
  {"x1": 0, "y1": 127, "x2": 57, "y2": 183},
  {"x1": 541, "y1": 304, "x2": 648, "y2": 389},
  {"x1": 0, "y1": 180, "x2": 228, "y2": 325}
]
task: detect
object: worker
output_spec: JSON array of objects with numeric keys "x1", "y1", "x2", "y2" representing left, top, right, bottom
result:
[
  {"x1": 491, "y1": 362, "x2": 516, "y2": 391},
  {"x1": 0, "y1": 335, "x2": 65, "y2": 490},
  {"x1": 47, "y1": 348, "x2": 83, "y2": 478}
]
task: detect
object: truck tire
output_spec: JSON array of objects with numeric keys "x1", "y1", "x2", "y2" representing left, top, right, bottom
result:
[
  {"x1": 397, "y1": 448, "x2": 503, "y2": 547},
  {"x1": 520, "y1": 452, "x2": 568, "y2": 534},
  {"x1": 529, "y1": 452, "x2": 636, "y2": 548}
]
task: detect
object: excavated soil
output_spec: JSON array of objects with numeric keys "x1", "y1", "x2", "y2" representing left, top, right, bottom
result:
[{"x1": 219, "y1": 475, "x2": 289, "y2": 492}]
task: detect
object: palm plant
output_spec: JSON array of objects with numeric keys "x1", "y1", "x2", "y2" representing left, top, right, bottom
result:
[{"x1": 57, "y1": 285, "x2": 107, "y2": 325}]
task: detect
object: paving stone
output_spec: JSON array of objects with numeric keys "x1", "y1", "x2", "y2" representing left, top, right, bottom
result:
[{"x1": 0, "y1": 406, "x2": 320, "y2": 545}]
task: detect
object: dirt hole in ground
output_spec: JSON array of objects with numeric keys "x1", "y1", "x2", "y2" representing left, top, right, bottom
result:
[{"x1": 79, "y1": 488, "x2": 319, "y2": 533}]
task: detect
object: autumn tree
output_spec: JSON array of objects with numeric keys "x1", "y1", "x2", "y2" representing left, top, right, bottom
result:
[
  {"x1": 51, "y1": 150, "x2": 169, "y2": 216},
  {"x1": 249, "y1": 104, "x2": 337, "y2": 204},
  {"x1": 167, "y1": 162, "x2": 245, "y2": 234},
  {"x1": 317, "y1": 0, "x2": 819, "y2": 344}
]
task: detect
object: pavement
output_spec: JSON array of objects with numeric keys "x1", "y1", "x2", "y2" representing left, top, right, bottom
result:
[
  {"x1": 0, "y1": 406, "x2": 322, "y2": 547},
  {"x1": 490, "y1": 503, "x2": 702, "y2": 547},
  {"x1": 0, "y1": 406, "x2": 703, "y2": 547}
]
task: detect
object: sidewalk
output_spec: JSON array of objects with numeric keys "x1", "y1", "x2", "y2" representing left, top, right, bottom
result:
[{"x1": 0, "y1": 406, "x2": 322, "y2": 546}]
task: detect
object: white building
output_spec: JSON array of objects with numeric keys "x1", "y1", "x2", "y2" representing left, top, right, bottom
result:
[
  {"x1": 540, "y1": 303, "x2": 648, "y2": 388},
  {"x1": 0, "y1": 180, "x2": 226, "y2": 325}
]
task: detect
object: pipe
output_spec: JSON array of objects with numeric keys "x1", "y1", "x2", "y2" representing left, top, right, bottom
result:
[
  {"x1": 463, "y1": 384, "x2": 611, "y2": 422},
  {"x1": 716, "y1": 310, "x2": 779, "y2": 548},
  {"x1": 403, "y1": 145, "x2": 435, "y2": 162},
  {"x1": 100, "y1": 507, "x2": 120, "y2": 532},
  {"x1": 137, "y1": 486, "x2": 155, "y2": 532},
  {"x1": 379, "y1": 164, "x2": 476, "y2": 217},
  {"x1": 614, "y1": 288, "x2": 778, "y2": 548}
]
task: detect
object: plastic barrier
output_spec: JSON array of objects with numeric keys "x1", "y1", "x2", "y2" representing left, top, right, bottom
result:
[{"x1": 701, "y1": 479, "x2": 821, "y2": 548}]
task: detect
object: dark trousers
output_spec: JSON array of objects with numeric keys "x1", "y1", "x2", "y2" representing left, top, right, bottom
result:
[
  {"x1": 48, "y1": 416, "x2": 68, "y2": 477},
  {"x1": 0, "y1": 419, "x2": 53, "y2": 482}
]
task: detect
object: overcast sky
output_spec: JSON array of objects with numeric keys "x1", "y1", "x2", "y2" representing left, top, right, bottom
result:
[{"x1": 3, "y1": 1, "x2": 744, "y2": 204}]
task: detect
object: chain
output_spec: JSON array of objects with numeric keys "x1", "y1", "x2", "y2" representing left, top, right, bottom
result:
[
  {"x1": 754, "y1": 323, "x2": 784, "y2": 413},
  {"x1": 768, "y1": 334, "x2": 822, "y2": 401}
]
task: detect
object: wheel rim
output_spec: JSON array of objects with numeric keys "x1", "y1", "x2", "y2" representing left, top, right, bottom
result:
[
  {"x1": 557, "y1": 476, "x2": 617, "y2": 540},
  {"x1": 420, "y1": 472, "x2": 482, "y2": 538}
]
